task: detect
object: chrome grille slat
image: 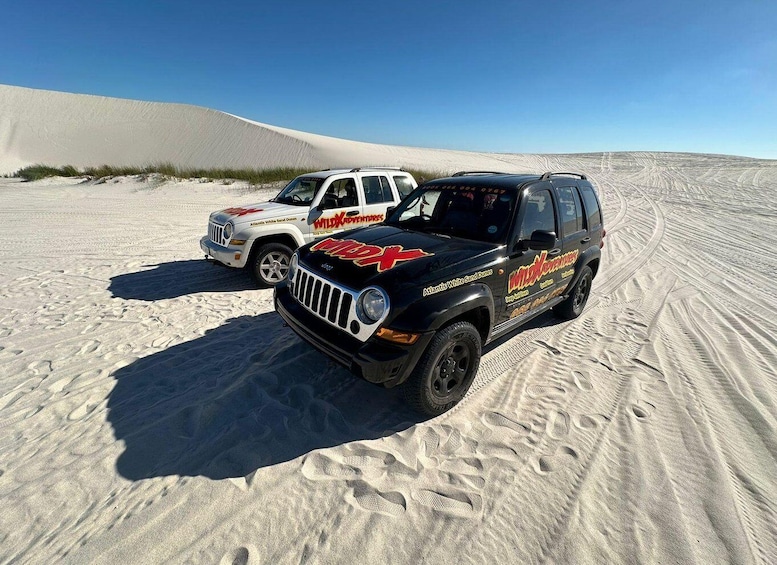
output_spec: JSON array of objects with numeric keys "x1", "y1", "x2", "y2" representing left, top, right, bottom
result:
[
  {"x1": 288, "y1": 266, "x2": 390, "y2": 343},
  {"x1": 328, "y1": 288, "x2": 341, "y2": 323},
  {"x1": 208, "y1": 221, "x2": 226, "y2": 246},
  {"x1": 291, "y1": 266, "x2": 356, "y2": 336}
]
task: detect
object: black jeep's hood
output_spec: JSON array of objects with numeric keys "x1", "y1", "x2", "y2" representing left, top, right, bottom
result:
[{"x1": 298, "y1": 225, "x2": 500, "y2": 293}]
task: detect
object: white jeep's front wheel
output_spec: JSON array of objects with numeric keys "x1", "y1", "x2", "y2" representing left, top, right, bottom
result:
[{"x1": 251, "y1": 243, "x2": 293, "y2": 288}]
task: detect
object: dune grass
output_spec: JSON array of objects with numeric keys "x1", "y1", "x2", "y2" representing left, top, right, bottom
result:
[{"x1": 12, "y1": 164, "x2": 445, "y2": 185}]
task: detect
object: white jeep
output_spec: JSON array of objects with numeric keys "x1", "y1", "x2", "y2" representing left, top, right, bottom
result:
[{"x1": 200, "y1": 168, "x2": 418, "y2": 287}]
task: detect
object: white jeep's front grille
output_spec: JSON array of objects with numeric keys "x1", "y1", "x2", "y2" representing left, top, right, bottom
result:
[
  {"x1": 208, "y1": 222, "x2": 226, "y2": 246},
  {"x1": 289, "y1": 266, "x2": 385, "y2": 342}
]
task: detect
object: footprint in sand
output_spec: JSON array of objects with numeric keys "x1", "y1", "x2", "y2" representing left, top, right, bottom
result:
[
  {"x1": 77, "y1": 339, "x2": 101, "y2": 355},
  {"x1": 526, "y1": 384, "x2": 566, "y2": 399},
  {"x1": 412, "y1": 488, "x2": 482, "y2": 519},
  {"x1": 572, "y1": 370, "x2": 593, "y2": 391},
  {"x1": 301, "y1": 453, "x2": 361, "y2": 481},
  {"x1": 219, "y1": 545, "x2": 260, "y2": 565},
  {"x1": 67, "y1": 396, "x2": 102, "y2": 421},
  {"x1": 631, "y1": 401, "x2": 656, "y2": 420},
  {"x1": 536, "y1": 446, "x2": 579, "y2": 474},
  {"x1": 547, "y1": 410, "x2": 570, "y2": 439},
  {"x1": 575, "y1": 414, "x2": 609, "y2": 430},
  {"x1": 347, "y1": 483, "x2": 407, "y2": 516},
  {"x1": 27, "y1": 359, "x2": 53, "y2": 376},
  {"x1": 0, "y1": 347, "x2": 23, "y2": 359},
  {"x1": 342, "y1": 448, "x2": 397, "y2": 468},
  {"x1": 482, "y1": 411, "x2": 531, "y2": 436}
]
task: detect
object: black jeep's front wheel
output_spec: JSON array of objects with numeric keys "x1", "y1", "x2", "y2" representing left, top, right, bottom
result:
[
  {"x1": 554, "y1": 265, "x2": 593, "y2": 320},
  {"x1": 251, "y1": 243, "x2": 293, "y2": 288},
  {"x1": 401, "y1": 321, "x2": 482, "y2": 416}
]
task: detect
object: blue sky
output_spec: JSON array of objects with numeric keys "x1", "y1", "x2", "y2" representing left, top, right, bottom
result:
[{"x1": 2, "y1": 1, "x2": 776, "y2": 158}]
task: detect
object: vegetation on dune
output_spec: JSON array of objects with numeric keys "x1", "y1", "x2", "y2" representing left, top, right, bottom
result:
[{"x1": 12, "y1": 164, "x2": 445, "y2": 186}]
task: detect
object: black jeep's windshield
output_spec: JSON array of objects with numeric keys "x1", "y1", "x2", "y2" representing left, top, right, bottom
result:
[
  {"x1": 273, "y1": 177, "x2": 324, "y2": 206},
  {"x1": 385, "y1": 185, "x2": 518, "y2": 243}
]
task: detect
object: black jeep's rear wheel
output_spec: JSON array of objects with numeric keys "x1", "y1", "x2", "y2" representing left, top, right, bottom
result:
[
  {"x1": 251, "y1": 243, "x2": 293, "y2": 288},
  {"x1": 401, "y1": 321, "x2": 481, "y2": 416},
  {"x1": 554, "y1": 265, "x2": 593, "y2": 320}
]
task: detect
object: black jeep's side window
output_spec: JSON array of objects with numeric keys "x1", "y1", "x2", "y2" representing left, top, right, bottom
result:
[
  {"x1": 557, "y1": 186, "x2": 584, "y2": 235},
  {"x1": 579, "y1": 185, "x2": 602, "y2": 228},
  {"x1": 520, "y1": 190, "x2": 556, "y2": 240}
]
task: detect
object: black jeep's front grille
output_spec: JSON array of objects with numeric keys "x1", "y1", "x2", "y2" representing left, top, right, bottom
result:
[{"x1": 293, "y1": 269, "x2": 353, "y2": 330}]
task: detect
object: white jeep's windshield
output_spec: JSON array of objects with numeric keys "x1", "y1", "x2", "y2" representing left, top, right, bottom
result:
[
  {"x1": 386, "y1": 185, "x2": 517, "y2": 243},
  {"x1": 273, "y1": 177, "x2": 324, "y2": 206}
]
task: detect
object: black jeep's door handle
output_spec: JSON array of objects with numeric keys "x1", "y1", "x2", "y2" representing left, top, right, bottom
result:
[
  {"x1": 346, "y1": 210, "x2": 360, "y2": 216},
  {"x1": 548, "y1": 248, "x2": 562, "y2": 256},
  {"x1": 581, "y1": 237, "x2": 591, "y2": 243}
]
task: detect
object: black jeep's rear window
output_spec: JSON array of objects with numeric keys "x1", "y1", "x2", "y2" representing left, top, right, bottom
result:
[{"x1": 579, "y1": 185, "x2": 602, "y2": 228}]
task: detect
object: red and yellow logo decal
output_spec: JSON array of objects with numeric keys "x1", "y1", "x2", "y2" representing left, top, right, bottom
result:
[
  {"x1": 508, "y1": 250, "x2": 579, "y2": 293},
  {"x1": 310, "y1": 237, "x2": 432, "y2": 272},
  {"x1": 313, "y1": 212, "x2": 384, "y2": 231}
]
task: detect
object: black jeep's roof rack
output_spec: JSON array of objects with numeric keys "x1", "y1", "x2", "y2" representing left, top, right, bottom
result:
[
  {"x1": 451, "y1": 170, "x2": 509, "y2": 177},
  {"x1": 539, "y1": 171, "x2": 588, "y2": 181},
  {"x1": 349, "y1": 166, "x2": 406, "y2": 172}
]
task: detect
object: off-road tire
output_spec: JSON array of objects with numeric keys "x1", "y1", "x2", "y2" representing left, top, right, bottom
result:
[
  {"x1": 251, "y1": 243, "x2": 293, "y2": 288},
  {"x1": 401, "y1": 321, "x2": 482, "y2": 416},
  {"x1": 553, "y1": 265, "x2": 592, "y2": 320}
]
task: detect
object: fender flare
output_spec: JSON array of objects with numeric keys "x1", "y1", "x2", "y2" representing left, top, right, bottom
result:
[
  {"x1": 565, "y1": 246, "x2": 600, "y2": 291},
  {"x1": 388, "y1": 283, "x2": 495, "y2": 337}
]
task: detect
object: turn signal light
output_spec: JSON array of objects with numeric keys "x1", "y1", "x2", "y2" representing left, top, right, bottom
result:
[{"x1": 376, "y1": 328, "x2": 420, "y2": 345}]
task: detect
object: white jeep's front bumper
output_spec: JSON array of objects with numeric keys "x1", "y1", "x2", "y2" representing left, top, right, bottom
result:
[{"x1": 200, "y1": 236, "x2": 247, "y2": 268}]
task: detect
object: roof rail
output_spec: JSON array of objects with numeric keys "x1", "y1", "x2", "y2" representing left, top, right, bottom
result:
[
  {"x1": 451, "y1": 170, "x2": 509, "y2": 177},
  {"x1": 539, "y1": 171, "x2": 588, "y2": 181},
  {"x1": 349, "y1": 166, "x2": 406, "y2": 172}
]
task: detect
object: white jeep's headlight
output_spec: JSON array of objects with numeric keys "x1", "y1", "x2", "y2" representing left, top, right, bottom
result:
[
  {"x1": 357, "y1": 287, "x2": 388, "y2": 324},
  {"x1": 223, "y1": 221, "x2": 234, "y2": 240},
  {"x1": 288, "y1": 252, "x2": 299, "y2": 283}
]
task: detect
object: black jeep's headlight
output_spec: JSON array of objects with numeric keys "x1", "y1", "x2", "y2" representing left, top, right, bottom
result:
[
  {"x1": 288, "y1": 252, "x2": 299, "y2": 283},
  {"x1": 223, "y1": 221, "x2": 234, "y2": 240},
  {"x1": 356, "y1": 287, "x2": 388, "y2": 323}
]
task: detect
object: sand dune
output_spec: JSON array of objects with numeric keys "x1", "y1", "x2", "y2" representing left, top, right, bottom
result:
[
  {"x1": 2, "y1": 83, "x2": 551, "y2": 175},
  {"x1": 1, "y1": 86, "x2": 777, "y2": 564}
]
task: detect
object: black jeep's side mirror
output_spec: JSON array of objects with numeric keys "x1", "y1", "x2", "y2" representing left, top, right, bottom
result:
[
  {"x1": 514, "y1": 230, "x2": 557, "y2": 252},
  {"x1": 528, "y1": 230, "x2": 557, "y2": 250}
]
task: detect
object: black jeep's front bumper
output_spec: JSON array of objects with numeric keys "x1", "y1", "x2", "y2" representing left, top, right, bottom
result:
[{"x1": 274, "y1": 282, "x2": 433, "y2": 388}]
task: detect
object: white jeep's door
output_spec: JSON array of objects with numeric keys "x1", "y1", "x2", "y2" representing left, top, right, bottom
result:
[
  {"x1": 305, "y1": 176, "x2": 363, "y2": 243},
  {"x1": 359, "y1": 173, "x2": 397, "y2": 224}
]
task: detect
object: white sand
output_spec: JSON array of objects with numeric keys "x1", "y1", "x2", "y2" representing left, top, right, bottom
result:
[{"x1": 1, "y1": 86, "x2": 777, "y2": 564}]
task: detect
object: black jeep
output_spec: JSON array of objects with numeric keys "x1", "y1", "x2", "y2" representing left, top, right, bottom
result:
[{"x1": 274, "y1": 171, "x2": 605, "y2": 415}]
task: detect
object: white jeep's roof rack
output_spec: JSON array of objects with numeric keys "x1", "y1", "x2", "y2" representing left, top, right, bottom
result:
[{"x1": 349, "y1": 166, "x2": 406, "y2": 172}]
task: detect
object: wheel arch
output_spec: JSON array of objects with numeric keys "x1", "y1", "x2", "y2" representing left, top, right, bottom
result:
[
  {"x1": 389, "y1": 283, "x2": 494, "y2": 343},
  {"x1": 247, "y1": 232, "x2": 302, "y2": 263}
]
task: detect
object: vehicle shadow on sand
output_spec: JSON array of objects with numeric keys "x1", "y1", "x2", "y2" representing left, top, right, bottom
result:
[
  {"x1": 108, "y1": 313, "x2": 428, "y2": 480},
  {"x1": 109, "y1": 259, "x2": 257, "y2": 301}
]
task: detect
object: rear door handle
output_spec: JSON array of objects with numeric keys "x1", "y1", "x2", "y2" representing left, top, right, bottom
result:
[
  {"x1": 346, "y1": 210, "x2": 359, "y2": 216},
  {"x1": 581, "y1": 237, "x2": 591, "y2": 243},
  {"x1": 548, "y1": 248, "x2": 561, "y2": 256}
]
